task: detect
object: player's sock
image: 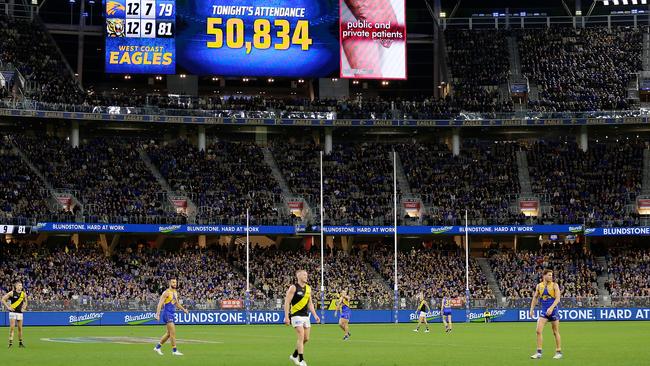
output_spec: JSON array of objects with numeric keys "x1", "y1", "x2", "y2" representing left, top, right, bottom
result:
[
  {"x1": 293, "y1": 350, "x2": 299, "y2": 358},
  {"x1": 155, "y1": 343, "x2": 162, "y2": 349},
  {"x1": 173, "y1": 347, "x2": 177, "y2": 353},
  {"x1": 299, "y1": 354, "x2": 304, "y2": 362},
  {"x1": 537, "y1": 349, "x2": 542, "y2": 354}
]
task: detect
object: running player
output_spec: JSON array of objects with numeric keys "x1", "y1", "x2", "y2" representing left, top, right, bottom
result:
[
  {"x1": 413, "y1": 292, "x2": 430, "y2": 333},
  {"x1": 441, "y1": 292, "x2": 453, "y2": 333},
  {"x1": 2, "y1": 281, "x2": 27, "y2": 348},
  {"x1": 153, "y1": 278, "x2": 189, "y2": 356},
  {"x1": 530, "y1": 269, "x2": 562, "y2": 360},
  {"x1": 334, "y1": 289, "x2": 351, "y2": 340},
  {"x1": 285, "y1": 269, "x2": 320, "y2": 366}
]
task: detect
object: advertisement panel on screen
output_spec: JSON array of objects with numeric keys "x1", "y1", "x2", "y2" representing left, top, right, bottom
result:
[
  {"x1": 105, "y1": 0, "x2": 177, "y2": 74},
  {"x1": 105, "y1": 0, "x2": 340, "y2": 76},
  {"x1": 339, "y1": 0, "x2": 407, "y2": 79}
]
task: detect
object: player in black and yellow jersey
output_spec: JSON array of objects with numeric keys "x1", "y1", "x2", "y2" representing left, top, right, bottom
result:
[
  {"x1": 284, "y1": 269, "x2": 320, "y2": 366},
  {"x1": 2, "y1": 281, "x2": 27, "y2": 348},
  {"x1": 413, "y1": 292, "x2": 430, "y2": 333}
]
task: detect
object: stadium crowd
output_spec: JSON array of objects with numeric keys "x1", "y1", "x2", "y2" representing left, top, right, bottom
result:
[
  {"x1": 0, "y1": 241, "x2": 249, "y2": 310},
  {"x1": 526, "y1": 139, "x2": 643, "y2": 226},
  {"x1": 489, "y1": 241, "x2": 601, "y2": 307},
  {"x1": 15, "y1": 135, "x2": 184, "y2": 224},
  {"x1": 0, "y1": 136, "x2": 70, "y2": 225},
  {"x1": 369, "y1": 244, "x2": 494, "y2": 303},
  {"x1": 0, "y1": 15, "x2": 83, "y2": 104},
  {"x1": 146, "y1": 139, "x2": 285, "y2": 225},
  {"x1": 519, "y1": 27, "x2": 642, "y2": 112},
  {"x1": 444, "y1": 29, "x2": 514, "y2": 114},
  {"x1": 4, "y1": 237, "x2": 650, "y2": 310},
  {"x1": 605, "y1": 246, "x2": 650, "y2": 298},
  {"x1": 323, "y1": 143, "x2": 395, "y2": 225},
  {"x1": 397, "y1": 140, "x2": 524, "y2": 225},
  {"x1": 270, "y1": 141, "x2": 321, "y2": 205},
  {"x1": 237, "y1": 245, "x2": 392, "y2": 308}
]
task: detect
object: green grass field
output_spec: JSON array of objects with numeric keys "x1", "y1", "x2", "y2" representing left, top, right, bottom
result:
[{"x1": 2, "y1": 322, "x2": 649, "y2": 365}]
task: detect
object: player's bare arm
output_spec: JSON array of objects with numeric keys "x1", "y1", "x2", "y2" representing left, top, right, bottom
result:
[{"x1": 284, "y1": 285, "x2": 296, "y2": 325}]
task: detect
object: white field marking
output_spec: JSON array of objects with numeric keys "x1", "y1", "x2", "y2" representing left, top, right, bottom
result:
[{"x1": 40, "y1": 337, "x2": 222, "y2": 344}]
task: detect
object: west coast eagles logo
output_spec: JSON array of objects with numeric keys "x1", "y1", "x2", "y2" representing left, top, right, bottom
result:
[
  {"x1": 106, "y1": 1, "x2": 126, "y2": 17},
  {"x1": 106, "y1": 18, "x2": 125, "y2": 37}
]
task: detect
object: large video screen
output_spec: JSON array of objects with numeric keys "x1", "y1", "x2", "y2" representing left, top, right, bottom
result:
[{"x1": 105, "y1": 0, "x2": 406, "y2": 79}]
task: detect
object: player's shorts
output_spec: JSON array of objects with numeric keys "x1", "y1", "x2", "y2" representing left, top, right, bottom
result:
[
  {"x1": 162, "y1": 311, "x2": 175, "y2": 323},
  {"x1": 419, "y1": 311, "x2": 427, "y2": 318},
  {"x1": 340, "y1": 311, "x2": 351, "y2": 320},
  {"x1": 541, "y1": 309, "x2": 560, "y2": 322},
  {"x1": 8, "y1": 312, "x2": 23, "y2": 321},
  {"x1": 291, "y1": 315, "x2": 311, "y2": 328},
  {"x1": 443, "y1": 310, "x2": 452, "y2": 317}
]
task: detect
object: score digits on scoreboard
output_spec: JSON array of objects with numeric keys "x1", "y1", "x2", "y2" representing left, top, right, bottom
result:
[
  {"x1": 1, "y1": 225, "x2": 31, "y2": 235},
  {"x1": 105, "y1": 0, "x2": 176, "y2": 74}
]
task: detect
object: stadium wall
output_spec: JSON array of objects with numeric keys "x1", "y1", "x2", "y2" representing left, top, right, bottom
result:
[{"x1": 3, "y1": 309, "x2": 650, "y2": 326}]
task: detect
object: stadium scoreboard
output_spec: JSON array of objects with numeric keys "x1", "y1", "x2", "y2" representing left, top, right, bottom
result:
[
  {"x1": 1, "y1": 225, "x2": 32, "y2": 235},
  {"x1": 105, "y1": 0, "x2": 176, "y2": 74},
  {"x1": 105, "y1": 0, "x2": 407, "y2": 79}
]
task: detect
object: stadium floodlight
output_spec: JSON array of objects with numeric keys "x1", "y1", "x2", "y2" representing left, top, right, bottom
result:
[
  {"x1": 622, "y1": 0, "x2": 628, "y2": 5},
  {"x1": 632, "y1": 0, "x2": 638, "y2": 5},
  {"x1": 612, "y1": 0, "x2": 619, "y2": 5},
  {"x1": 603, "y1": 0, "x2": 609, "y2": 5}
]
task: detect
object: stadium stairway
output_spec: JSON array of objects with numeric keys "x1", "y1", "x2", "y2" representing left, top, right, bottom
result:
[
  {"x1": 642, "y1": 149, "x2": 650, "y2": 195},
  {"x1": 393, "y1": 151, "x2": 412, "y2": 196},
  {"x1": 515, "y1": 150, "x2": 533, "y2": 196},
  {"x1": 262, "y1": 147, "x2": 291, "y2": 195},
  {"x1": 595, "y1": 256, "x2": 611, "y2": 307},
  {"x1": 641, "y1": 33, "x2": 650, "y2": 71},
  {"x1": 263, "y1": 146, "x2": 314, "y2": 219},
  {"x1": 476, "y1": 258, "x2": 506, "y2": 307},
  {"x1": 507, "y1": 35, "x2": 523, "y2": 80},
  {"x1": 363, "y1": 261, "x2": 394, "y2": 295},
  {"x1": 138, "y1": 148, "x2": 198, "y2": 223},
  {"x1": 10, "y1": 137, "x2": 84, "y2": 215},
  {"x1": 528, "y1": 83, "x2": 539, "y2": 101}
]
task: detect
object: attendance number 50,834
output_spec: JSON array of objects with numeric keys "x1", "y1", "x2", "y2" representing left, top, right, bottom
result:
[{"x1": 206, "y1": 18, "x2": 313, "y2": 53}]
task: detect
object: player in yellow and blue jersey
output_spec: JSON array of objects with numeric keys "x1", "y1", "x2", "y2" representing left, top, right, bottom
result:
[
  {"x1": 529, "y1": 269, "x2": 562, "y2": 360},
  {"x1": 440, "y1": 291, "x2": 453, "y2": 333},
  {"x1": 334, "y1": 289, "x2": 352, "y2": 340},
  {"x1": 153, "y1": 278, "x2": 189, "y2": 356}
]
